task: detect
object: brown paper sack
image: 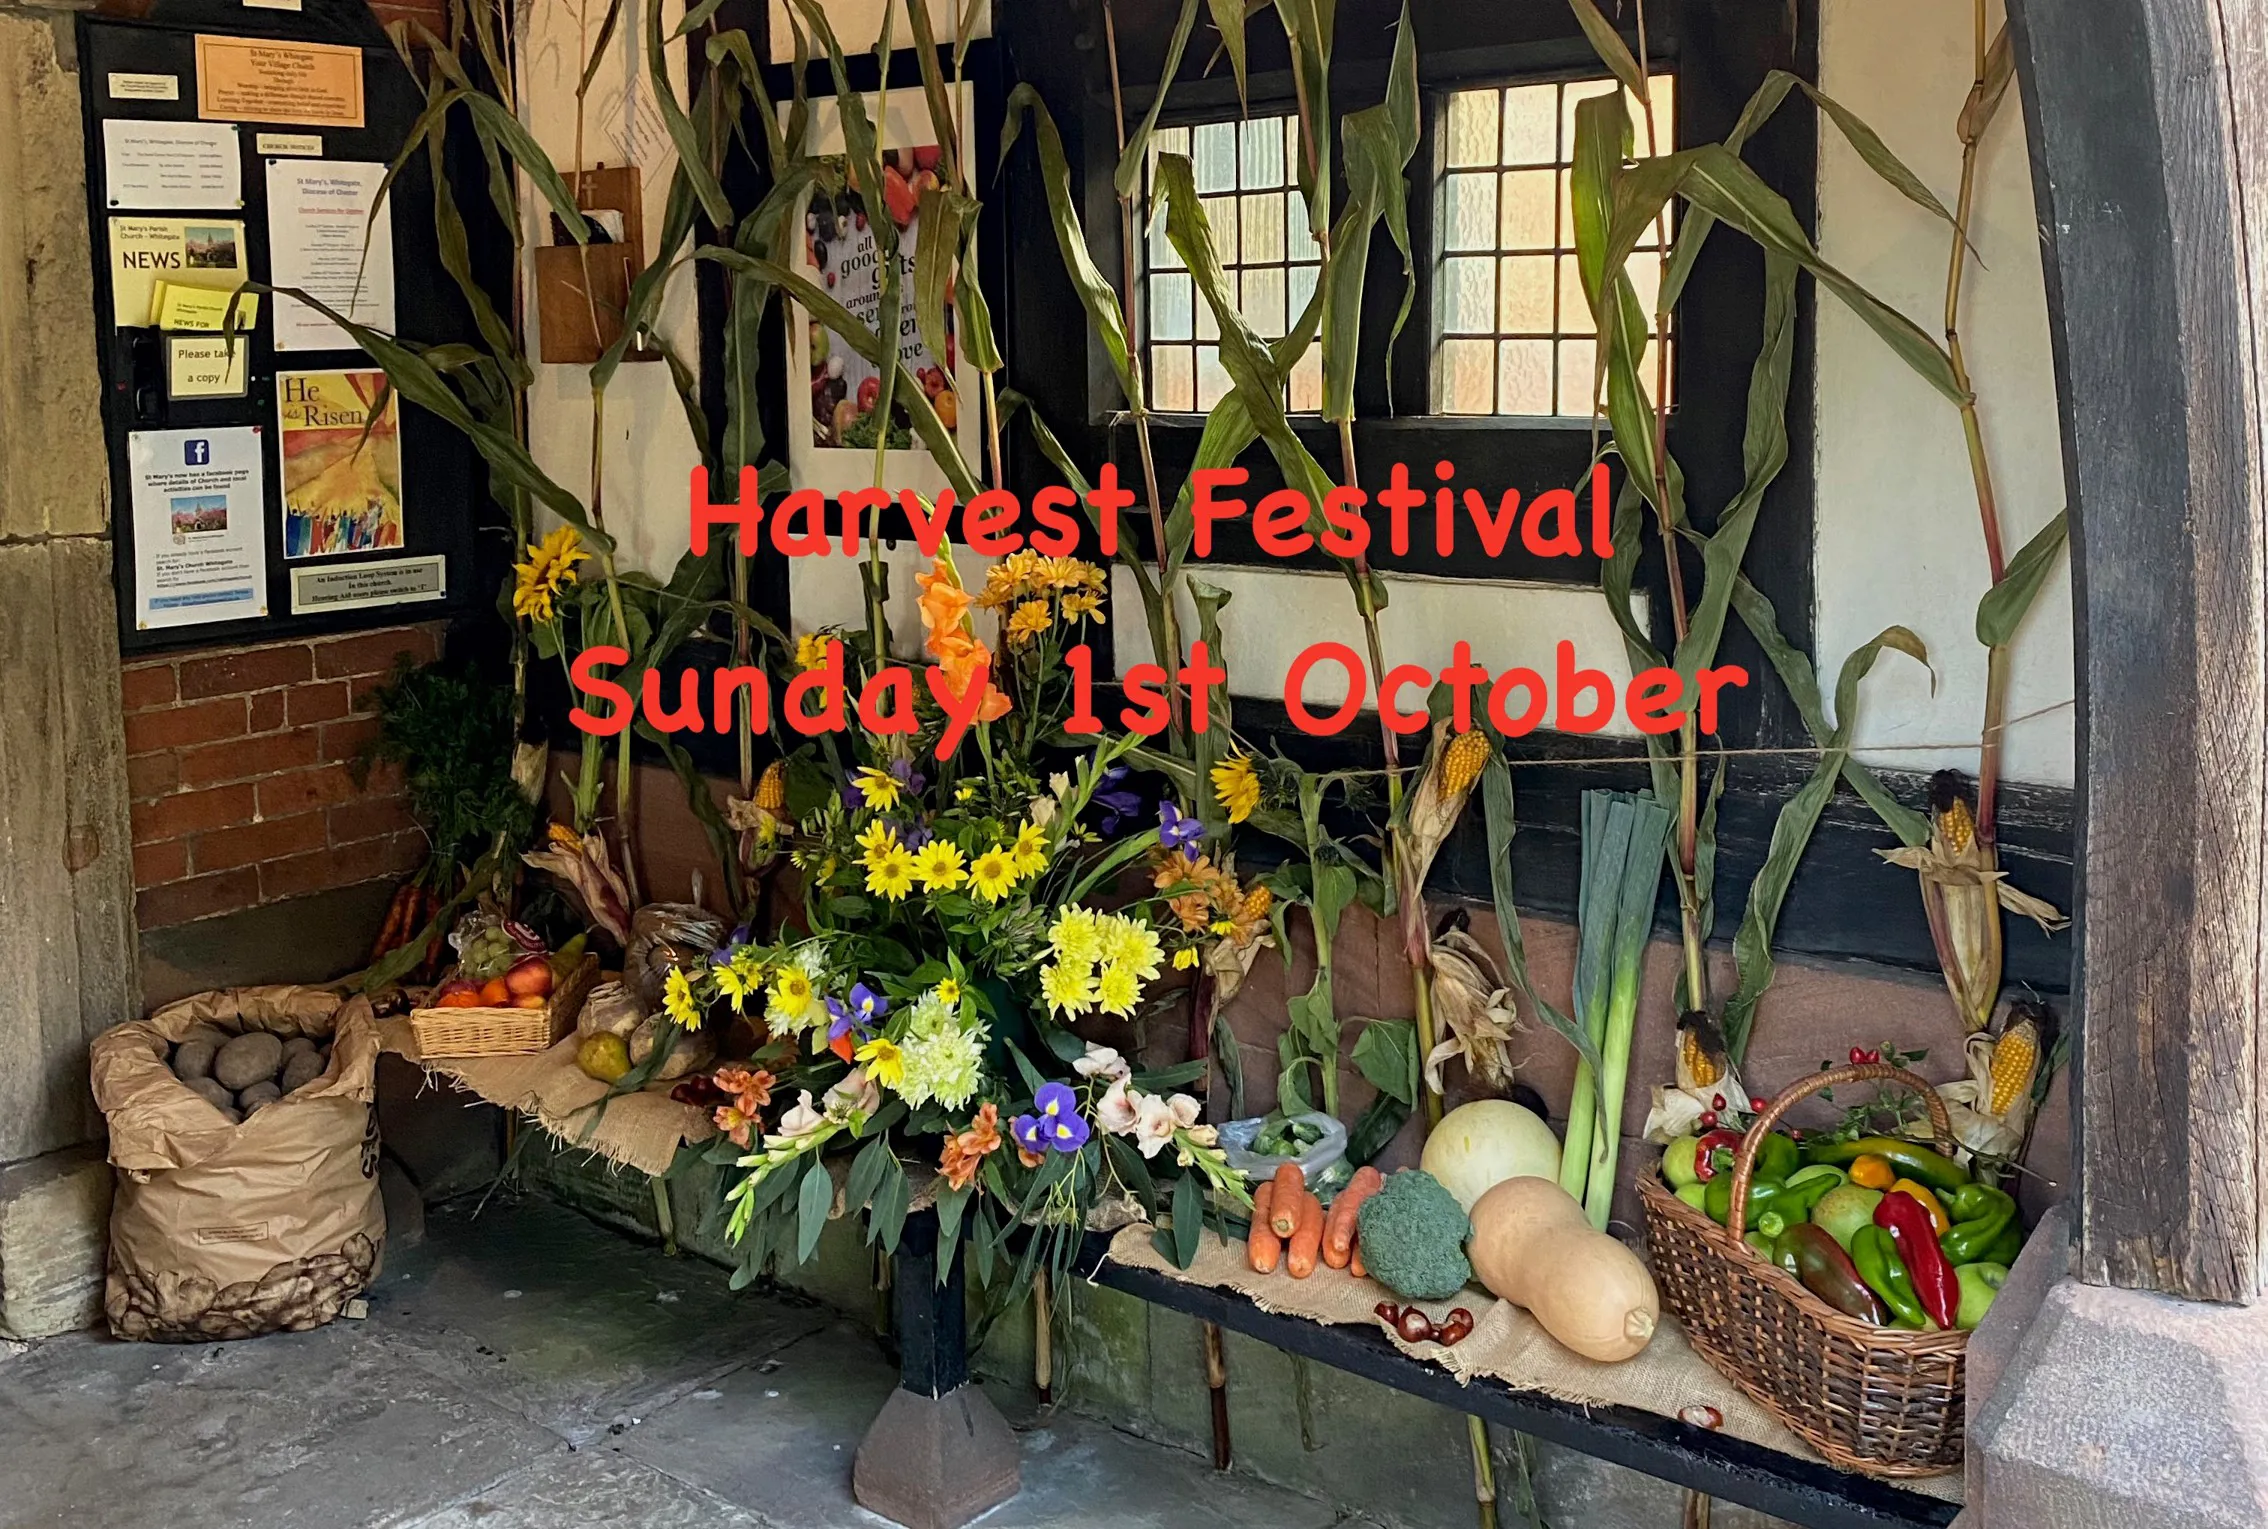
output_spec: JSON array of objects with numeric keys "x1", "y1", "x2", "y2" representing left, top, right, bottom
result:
[{"x1": 90, "y1": 985, "x2": 384, "y2": 1342}]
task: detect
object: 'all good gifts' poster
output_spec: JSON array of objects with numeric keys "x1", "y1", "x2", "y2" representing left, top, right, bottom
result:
[{"x1": 276, "y1": 369, "x2": 403, "y2": 559}]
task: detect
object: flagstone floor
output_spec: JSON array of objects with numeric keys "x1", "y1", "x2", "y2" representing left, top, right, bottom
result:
[{"x1": 0, "y1": 1194, "x2": 1365, "y2": 1529}]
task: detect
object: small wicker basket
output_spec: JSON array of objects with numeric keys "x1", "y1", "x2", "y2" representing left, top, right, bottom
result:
[
  {"x1": 405, "y1": 954, "x2": 601, "y2": 1059},
  {"x1": 1637, "y1": 1063, "x2": 1969, "y2": 1477}
]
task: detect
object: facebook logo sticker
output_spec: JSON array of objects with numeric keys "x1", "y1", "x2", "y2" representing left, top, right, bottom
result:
[{"x1": 184, "y1": 439, "x2": 210, "y2": 466}]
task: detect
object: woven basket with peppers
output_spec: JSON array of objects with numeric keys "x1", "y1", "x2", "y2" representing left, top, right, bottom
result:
[{"x1": 1638, "y1": 1064, "x2": 2021, "y2": 1477}]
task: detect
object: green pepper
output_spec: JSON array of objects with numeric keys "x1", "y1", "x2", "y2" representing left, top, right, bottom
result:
[
  {"x1": 1939, "y1": 1185, "x2": 2018, "y2": 1265},
  {"x1": 1785, "y1": 1164, "x2": 1847, "y2": 1191},
  {"x1": 1745, "y1": 1231, "x2": 1777, "y2": 1258},
  {"x1": 1774, "y1": 1171, "x2": 1844, "y2": 1224},
  {"x1": 1802, "y1": 1136, "x2": 1972, "y2": 1194},
  {"x1": 1982, "y1": 1220, "x2": 2023, "y2": 1267},
  {"x1": 1706, "y1": 1168, "x2": 1786, "y2": 1226},
  {"x1": 1754, "y1": 1132, "x2": 1801, "y2": 1185},
  {"x1": 1776, "y1": 1222, "x2": 1889, "y2": 1325},
  {"x1": 1851, "y1": 1224, "x2": 1932, "y2": 1329}
]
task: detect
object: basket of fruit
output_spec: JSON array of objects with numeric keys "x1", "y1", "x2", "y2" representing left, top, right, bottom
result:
[
  {"x1": 1639, "y1": 1063, "x2": 2020, "y2": 1477},
  {"x1": 409, "y1": 921, "x2": 599, "y2": 1058}
]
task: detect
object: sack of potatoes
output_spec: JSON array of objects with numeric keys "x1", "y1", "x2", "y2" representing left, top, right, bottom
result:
[{"x1": 168, "y1": 1023, "x2": 334, "y2": 1123}]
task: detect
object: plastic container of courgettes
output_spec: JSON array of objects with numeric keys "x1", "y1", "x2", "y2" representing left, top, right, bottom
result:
[{"x1": 1220, "y1": 1111, "x2": 1351, "y2": 1199}]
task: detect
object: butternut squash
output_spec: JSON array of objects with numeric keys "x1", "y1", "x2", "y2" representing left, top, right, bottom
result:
[{"x1": 1466, "y1": 1176, "x2": 1658, "y2": 1362}]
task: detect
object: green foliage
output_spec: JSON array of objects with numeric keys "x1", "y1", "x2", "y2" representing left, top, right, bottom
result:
[{"x1": 358, "y1": 660, "x2": 537, "y2": 885}]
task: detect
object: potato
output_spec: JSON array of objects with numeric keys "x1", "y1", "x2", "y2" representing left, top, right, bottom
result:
[
  {"x1": 181, "y1": 1023, "x2": 232, "y2": 1050},
  {"x1": 280, "y1": 1035, "x2": 319, "y2": 1061},
  {"x1": 182, "y1": 1075, "x2": 235, "y2": 1116},
  {"x1": 213, "y1": 1031, "x2": 284, "y2": 1090},
  {"x1": 237, "y1": 1080, "x2": 282, "y2": 1115},
  {"x1": 279, "y1": 1049, "x2": 325, "y2": 1095},
  {"x1": 171, "y1": 1038, "x2": 218, "y2": 1082}
]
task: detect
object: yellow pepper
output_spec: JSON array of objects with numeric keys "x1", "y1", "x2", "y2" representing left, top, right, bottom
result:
[
  {"x1": 1890, "y1": 1178, "x2": 1951, "y2": 1234},
  {"x1": 1848, "y1": 1153, "x2": 1897, "y2": 1190}
]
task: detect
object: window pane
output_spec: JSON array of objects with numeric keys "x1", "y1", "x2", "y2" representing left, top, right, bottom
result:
[
  {"x1": 1558, "y1": 253, "x2": 1594, "y2": 337},
  {"x1": 1289, "y1": 346, "x2": 1323, "y2": 412},
  {"x1": 1444, "y1": 172, "x2": 1497, "y2": 253},
  {"x1": 1502, "y1": 83, "x2": 1556, "y2": 166},
  {"x1": 1286, "y1": 120, "x2": 1304, "y2": 184},
  {"x1": 1195, "y1": 345, "x2": 1231, "y2": 410},
  {"x1": 1201, "y1": 195, "x2": 1238, "y2": 265},
  {"x1": 1286, "y1": 189, "x2": 1319, "y2": 261},
  {"x1": 1196, "y1": 287, "x2": 1219, "y2": 341},
  {"x1": 1497, "y1": 339, "x2": 1554, "y2": 415},
  {"x1": 1152, "y1": 344, "x2": 1194, "y2": 412},
  {"x1": 1446, "y1": 89, "x2": 1501, "y2": 169},
  {"x1": 1443, "y1": 256, "x2": 1495, "y2": 334},
  {"x1": 1499, "y1": 169, "x2": 1554, "y2": 250},
  {"x1": 1149, "y1": 205, "x2": 1182, "y2": 271},
  {"x1": 1193, "y1": 121, "x2": 1237, "y2": 193},
  {"x1": 1624, "y1": 250, "x2": 1662, "y2": 321},
  {"x1": 1240, "y1": 116, "x2": 1285, "y2": 188},
  {"x1": 1242, "y1": 192, "x2": 1285, "y2": 264},
  {"x1": 1498, "y1": 255, "x2": 1554, "y2": 333},
  {"x1": 1440, "y1": 338, "x2": 1495, "y2": 413},
  {"x1": 1560, "y1": 78, "x2": 1618, "y2": 160},
  {"x1": 1288, "y1": 263, "x2": 1319, "y2": 329},
  {"x1": 1242, "y1": 266, "x2": 1287, "y2": 338},
  {"x1": 1150, "y1": 272, "x2": 1193, "y2": 340},
  {"x1": 1556, "y1": 340, "x2": 1596, "y2": 418}
]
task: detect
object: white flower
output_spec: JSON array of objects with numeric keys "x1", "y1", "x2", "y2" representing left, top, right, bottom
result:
[
  {"x1": 1095, "y1": 1078, "x2": 1140, "y2": 1136},
  {"x1": 765, "y1": 1090, "x2": 826, "y2": 1145},
  {"x1": 1074, "y1": 1043, "x2": 1132, "y2": 1083},
  {"x1": 1029, "y1": 795, "x2": 1058, "y2": 829},
  {"x1": 1183, "y1": 1123, "x2": 1219, "y2": 1148},
  {"x1": 1132, "y1": 1092, "x2": 1182, "y2": 1158},
  {"x1": 1049, "y1": 771, "x2": 1072, "y2": 798},
  {"x1": 1166, "y1": 1093, "x2": 1202, "y2": 1130},
  {"x1": 823, "y1": 1067, "x2": 879, "y2": 1120}
]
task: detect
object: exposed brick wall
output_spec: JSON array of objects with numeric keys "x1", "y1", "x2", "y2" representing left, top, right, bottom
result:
[
  {"x1": 121, "y1": 625, "x2": 443, "y2": 929},
  {"x1": 366, "y1": 1, "x2": 450, "y2": 40}
]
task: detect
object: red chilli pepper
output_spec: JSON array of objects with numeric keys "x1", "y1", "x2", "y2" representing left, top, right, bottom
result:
[
  {"x1": 1691, "y1": 1129, "x2": 1743, "y2": 1182},
  {"x1": 1875, "y1": 1187, "x2": 1959, "y2": 1329}
]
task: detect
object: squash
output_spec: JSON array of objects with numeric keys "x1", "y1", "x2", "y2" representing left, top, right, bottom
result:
[
  {"x1": 1467, "y1": 1176, "x2": 1658, "y2": 1362},
  {"x1": 1419, "y1": 1099, "x2": 1562, "y2": 1212}
]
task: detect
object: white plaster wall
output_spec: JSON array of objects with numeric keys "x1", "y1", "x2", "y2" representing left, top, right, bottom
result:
[
  {"x1": 519, "y1": 0, "x2": 701, "y2": 579},
  {"x1": 1813, "y1": 0, "x2": 2074, "y2": 785}
]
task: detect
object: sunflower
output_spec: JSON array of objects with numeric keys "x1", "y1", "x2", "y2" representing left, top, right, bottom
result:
[
  {"x1": 663, "y1": 967, "x2": 703, "y2": 1030},
  {"x1": 1009, "y1": 820, "x2": 1048, "y2": 878},
  {"x1": 713, "y1": 951, "x2": 765, "y2": 1011},
  {"x1": 852, "y1": 765, "x2": 901, "y2": 811},
  {"x1": 968, "y1": 845, "x2": 1018, "y2": 903},
  {"x1": 512, "y1": 526, "x2": 587, "y2": 622},
  {"x1": 1211, "y1": 754, "x2": 1261, "y2": 824},
  {"x1": 1174, "y1": 947, "x2": 1200, "y2": 970},
  {"x1": 855, "y1": 820, "x2": 900, "y2": 868},
  {"x1": 935, "y1": 977, "x2": 961, "y2": 1008},
  {"x1": 767, "y1": 966, "x2": 821, "y2": 1031},
  {"x1": 866, "y1": 843, "x2": 918, "y2": 900},
  {"x1": 911, "y1": 839, "x2": 968, "y2": 891}
]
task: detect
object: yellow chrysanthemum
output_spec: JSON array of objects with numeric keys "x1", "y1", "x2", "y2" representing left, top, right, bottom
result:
[
  {"x1": 866, "y1": 843, "x2": 918, "y2": 901},
  {"x1": 1094, "y1": 961, "x2": 1140, "y2": 1018},
  {"x1": 856, "y1": 820, "x2": 900, "y2": 868},
  {"x1": 1211, "y1": 755, "x2": 1261, "y2": 824},
  {"x1": 912, "y1": 840, "x2": 968, "y2": 891},
  {"x1": 1174, "y1": 947, "x2": 1200, "y2": 970},
  {"x1": 1048, "y1": 906, "x2": 1103, "y2": 964},
  {"x1": 968, "y1": 846, "x2": 1017, "y2": 903},
  {"x1": 663, "y1": 967, "x2": 702, "y2": 1031},
  {"x1": 1061, "y1": 590, "x2": 1104, "y2": 623},
  {"x1": 1101, "y1": 918, "x2": 1163, "y2": 981},
  {"x1": 512, "y1": 525, "x2": 587, "y2": 622},
  {"x1": 794, "y1": 631, "x2": 834, "y2": 671},
  {"x1": 1040, "y1": 958, "x2": 1097, "y2": 1017},
  {"x1": 1009, "y1": 821, "x2": 1048, "y2": 878},
  {"x1": 853, "y1": 766, "x2": 901, "y2": 811},
  {"x1": 855, "y1": 1036, "x2": 905, "y2": 1090},
  {"x1": 1006, "y1": 599, "x2": 1051, "y2": 647}
]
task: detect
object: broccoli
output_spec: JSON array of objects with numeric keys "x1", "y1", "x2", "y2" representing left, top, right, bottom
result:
[{"x1": 1354, "y1": 1169, "x2": 1473, "y2": 1300}]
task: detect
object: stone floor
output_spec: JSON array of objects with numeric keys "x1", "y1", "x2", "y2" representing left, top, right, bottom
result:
[{"x1": 0, "y1": 1193, "x2": 1373, "y2": 1529}]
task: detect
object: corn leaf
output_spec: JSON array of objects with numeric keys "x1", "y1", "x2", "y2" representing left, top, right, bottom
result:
[
  {"x1": 1113, "y1": 0, "x2": 1206, "y2": 200},
  {"x1": 1205, "y1": 0, "x2": 1251, "y2": 112},
  {"x1": 1190, "y1": 578, "x2": 1235, "y2": 838},
  {"x1": 1563, "y1": 0, "x2": 1650, "y2": 104},
  {"x1": 1961, "y1": 26, "x2": 2017, "y2": 142},
  {"x1": 1721, "y1": 627, "x2": 1928, "y2": 1061},
  {"x1": 1003, "y1": 85, "x2": 1138, "y2": 405},
  {"x1": 1271, "y1": 0, "x2": 1334, "y2": 239},
  {"x1": 1660, "y1": 72, "x2": 1797, "y2": 310},
  {"x1": 1976, "y1": 509, "x2": 2069, "y2": 647},
  {"x1": 900, "y1": 0, "x2": 963, "y2": 186},
  {"x1": 1322, "y1": 2, "x2": 1419, "y2": 421},
  {"x1": 912, "y1": 185, "x2": 975, "y2": 385}
]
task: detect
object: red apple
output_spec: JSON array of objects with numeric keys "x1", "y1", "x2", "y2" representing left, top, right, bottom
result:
[{"x1": 505, "y1": 954, "x2": 554, "y2": 999}]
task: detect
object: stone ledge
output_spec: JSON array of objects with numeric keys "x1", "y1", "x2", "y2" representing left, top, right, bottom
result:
[{"x1": 0, "y1": 1144, "x2": 112, "y2": 1340}]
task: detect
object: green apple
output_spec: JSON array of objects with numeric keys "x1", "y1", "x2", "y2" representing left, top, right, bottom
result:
[
  {"x1": 1676, "y1": 1183, "x2": 1708, "y2": 1212},
  {"x1": 1956, "y1": 1262, "x2": 2010, "y2": 1329},
  {"x1": 1809, "y1": 1184, "x2": 1884, "y2": 1250},
  {"x1": 1663, "y1": 1136, "x2": 1702, "y2": 1189}
]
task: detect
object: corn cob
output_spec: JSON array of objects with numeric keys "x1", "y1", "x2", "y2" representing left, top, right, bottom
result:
[
  {"x1": 1442, "y1": 730, "x2": 1492, "y2": 795},
  {"x1": 755, "y1": 759, "x2": 787, "y2": 812},
  {"x1": 1988, "y1": 1006, "x2": 2045, "y2": 1115}
]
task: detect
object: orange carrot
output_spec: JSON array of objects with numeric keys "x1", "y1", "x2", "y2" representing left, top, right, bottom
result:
[
  {"x1": 1323, "y1": 1166, "x2": 1384, "y2": 1267},
  {"x1": 1286, "y1": 1190, "x2": 1326, "y2": 1277},
  {"x1": 1246, "y1": 1183, "x2": 1282, "y2": 1274},
  {"x1": 1349, "y1": 1238, "x2": 1366, "y2": 1279},
  {"x1": 1269, "y1": 1163, "x2": 1305, "y2": 1238}
]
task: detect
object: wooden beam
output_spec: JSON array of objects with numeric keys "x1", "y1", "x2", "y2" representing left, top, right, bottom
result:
[{"x1": 2008, "y1": 0, "x2": 2268, "y2": 1301}]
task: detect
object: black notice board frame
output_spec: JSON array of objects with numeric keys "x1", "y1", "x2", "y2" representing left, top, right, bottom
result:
[{"x1": 81, "y1": 11, "x2": 490, "y2": 657}]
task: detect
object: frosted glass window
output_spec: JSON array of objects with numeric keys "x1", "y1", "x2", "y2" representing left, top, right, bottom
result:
[{"x1": 1435, "y1": 75, "x2": 1677, "y2": 418}]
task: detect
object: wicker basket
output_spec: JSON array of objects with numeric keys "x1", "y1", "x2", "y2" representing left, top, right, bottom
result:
[
  {"x1": 405, "y1": 954, "x2": 601, "y2": 1058},
  {"x1": 1638, "y1": 1063, "x2": 1969, "y2": 1477}
]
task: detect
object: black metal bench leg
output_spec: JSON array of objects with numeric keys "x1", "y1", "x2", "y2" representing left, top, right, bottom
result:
[{"x1": 853, "y1": 1208, "x2": 1020, "y2": 1529}]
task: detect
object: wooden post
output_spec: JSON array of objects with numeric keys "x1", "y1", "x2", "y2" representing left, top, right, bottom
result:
[{"x1": 2008, "y1": 0, "x2": 2268, "y2": 1302}]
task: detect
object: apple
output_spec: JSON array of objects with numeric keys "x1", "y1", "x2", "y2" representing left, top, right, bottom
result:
[
  {"x1": 1662, "y1": 1135, "x2": 1702, "y2": 1189},
  {"x1": 1675, "y1": 1183, "x2": 1708, "y2": 1213},
  {"x1": 1956, "y1": 1262, "x2": 2009, "y2": 1329},
  {"x1": 511, "y1": 994, "x2": 548, "y2": 1010},
  {"x1": 857, "y1": 375, "x2": 882, "y2": 414},
  {"x1": 1809, "y1": 1185, "x2": 1885, "y2": 1250},
  {"x1": 504, "y1": 954, "x2": 554, "y2": 999}
]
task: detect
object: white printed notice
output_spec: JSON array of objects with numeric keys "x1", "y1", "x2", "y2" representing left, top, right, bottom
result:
[
  {"x1": 102, "y1": 120, "x2": 241, "y2": 210},
  {"x1": 266, "y1": 159, "x2": 395, "y2": 350},
  {"x1": 128, "y1": 426, "x2": 268, "y2": 629}
]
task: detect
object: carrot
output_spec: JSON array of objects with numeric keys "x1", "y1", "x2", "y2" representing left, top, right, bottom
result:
[
  {"x1": 370, "y1": 883, "x2": 412, "y2": 960},
  {"x1": 1323, "y1": 1166, "x2": 1384, "y2": 1267},
  {"x1": 1349, "y1": 1238, "x2": 1366, "y2": 1279},
  {"x1": 1246, "y1": 1183, "x2": 1282, "y2": 1274},
  {"x1": 1269, "y1": 1163, "x2": 1305, "y2": 1238},
  {"x1": 1286, "y1": 1190, "x2": 1326, "y2": 1277}
]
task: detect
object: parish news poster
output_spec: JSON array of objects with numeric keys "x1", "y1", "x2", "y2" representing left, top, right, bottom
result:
[{"x1": 276, "y1": 369, "x2": 404, "y2": 559}]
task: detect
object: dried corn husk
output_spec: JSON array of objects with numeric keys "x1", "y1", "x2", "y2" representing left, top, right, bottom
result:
[
  {"x1": 1934, "y1": 1001, "x2": 2053, "y2": 1160},
  {"x1": 1422, "y1": 926, "x2": 1518, "y2": 1093},
  {"x1": 1877, "y1": 772, "x2": 2067, "y2": 1032},
  {"x1": 1394, "y1": 721, "x2": 1487, "y2": 969},
  {"x1": 724, "y1": 760, "x2": 793, "y2": 868},
  {"x1": 524, "y1": 826, "x2": 634, "y2": 944},
  {"x1": 1643, "y1": 1012, "x2": 1751, "y2": 1143}
]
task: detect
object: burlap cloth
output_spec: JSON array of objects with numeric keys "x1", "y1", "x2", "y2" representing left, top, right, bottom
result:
[
  {"x1": 379, "y1": 1023, "x2": 713, "y2": 1177},
  {"x1": 1104, "y1": 1224, "x2": 1963, "y2": 1503}
]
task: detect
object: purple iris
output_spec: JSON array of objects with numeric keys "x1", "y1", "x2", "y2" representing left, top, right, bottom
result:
[
  {"x1": 1012, "y1": 1081, "x2": 1090, "y2": 1155},
  {"x1": 1092, "y1": 765, "x2": 1143, "y2": 834},
  {"x1": 711, "y1": 925, "x2": 754, "y2": 967},
  {"x1": 842, "y1": 780, "x2": 866, "y2": 812},
  {"x1": 825, "y1": 997, "x2": 861, "y2": 1044},
  {"x1": 1158, "y1": 801, "x2": 1202, "y2": 860},
  {"x1": 889, "y1": 758, "x2": 926, "y2": 795}
]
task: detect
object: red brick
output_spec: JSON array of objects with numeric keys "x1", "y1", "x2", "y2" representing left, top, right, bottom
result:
[
  {"x1": 132, "y1": 839, "x2": 189, "y2": 886},
  {"x1": 136, "y1": 868, "x2": 260, "y2": 928},
  {"x1": 123, "y1": 697, "x2": 245, "y2": 755},
  {"x1": 248, "y1": 689, "x2": 286, "y2": 734},
  {"x1": 320, "y1": 716, "x2": 383, "y2": 763},
  {"x1": 178, "y1": 643, "x2": 312, "y2": 700},
  {"x1": 347, "y1": 672, "x2": 391, "y2": 712},
  {"x1": 256, "y1": 764, "x2": 363, "y2": 818},
  {"x1": 178, "y1": 730, "x2": 319, "y2": 788},
  {"x1": 191, "y1": 812, "x2": 327, "y2": 874},
  {"x1": 260, "y1": 833, "x2": 420, "y2": 900},
  {"x1": 126, "y1": 752, "x2": 180, "y2": 802},
  {"x1": 329, "y1": 794, "x2": 419, "y2": 845},
  {"x1": 121, "y1": 663, "x2": 176, "y2": 711},
  {"x1": 312, "y1": 625, "x2": 437, "y2": 680},
  {"x1": 132, "y1": 783, "x2": 256, "y2": 844},
  {"x1": 288, "y1": 680, "x2": 353, "y2": 728}
]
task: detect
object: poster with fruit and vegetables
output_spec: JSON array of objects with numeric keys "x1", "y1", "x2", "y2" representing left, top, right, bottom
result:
[{"x1": 786, "y1": 84, "x2": 982, "y2": 497}]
